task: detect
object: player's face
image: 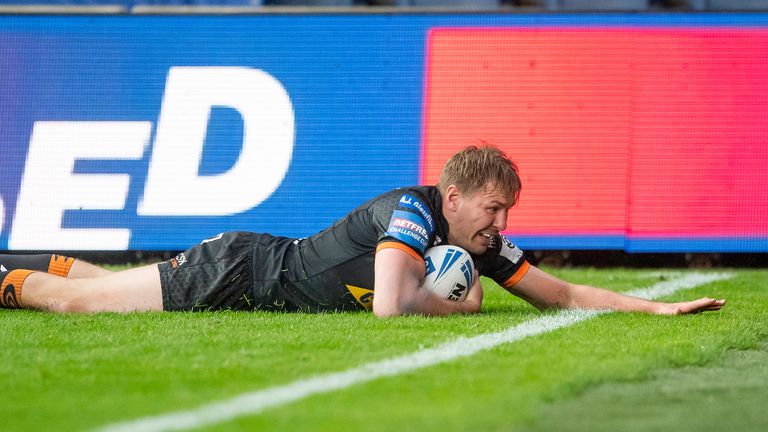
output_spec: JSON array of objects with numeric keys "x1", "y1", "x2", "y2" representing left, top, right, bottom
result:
[{"x1": 443, "y1": 184, "x2": 514, "y2": 255}]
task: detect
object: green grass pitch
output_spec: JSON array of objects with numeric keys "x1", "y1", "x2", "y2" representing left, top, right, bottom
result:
[{"x1": 2, "y1": 267, "x2": 766, "y2": 431}]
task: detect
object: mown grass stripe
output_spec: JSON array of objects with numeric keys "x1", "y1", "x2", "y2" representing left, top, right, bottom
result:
[{"x1": 96, "y1": 272, "x2": 733, "y2": 432}]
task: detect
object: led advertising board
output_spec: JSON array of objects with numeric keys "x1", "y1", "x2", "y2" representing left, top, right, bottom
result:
[{"x1": 1, "y1": 14, "x2": 766, "y2": 251}]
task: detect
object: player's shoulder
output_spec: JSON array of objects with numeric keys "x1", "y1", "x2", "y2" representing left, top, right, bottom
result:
[
  {"x1": 474, "y1": 234, "x2": 527, "y2": 273},
  {"x1": 371, "y1": 186, "x2": 442, "y2": 254},
  {"x1": 369, "y1": 186, "x2": 439, "y2": 226},
  {"x1": 367, "y1": 185, "x2": 438, "y2": 208},
  {"x1": 492, "y1": 235, "x2": 525, "y2": 264}
]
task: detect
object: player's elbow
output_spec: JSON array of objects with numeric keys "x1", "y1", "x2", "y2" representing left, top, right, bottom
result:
[
  {"x1": 372, "y1": 293, "x2": 399, "y2": 317},
  {"x1": 373, "y1": 302, "x2": 409, "y2": 318},
  {"x1": 372, "y1": 293, "x2": 418, "y2": 318},
  {"x1": 373, "y1": 307, "x2": 401, "y2": 318}
]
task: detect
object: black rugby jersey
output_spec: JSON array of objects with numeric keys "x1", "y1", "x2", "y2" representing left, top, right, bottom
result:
[{"x1": 276, "y1": 186, "x2": 530, "y2": 312}]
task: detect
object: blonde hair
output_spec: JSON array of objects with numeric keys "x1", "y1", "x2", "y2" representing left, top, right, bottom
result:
[{"x1": 438, "y1": 144, "x2": 521, "y2": 204}]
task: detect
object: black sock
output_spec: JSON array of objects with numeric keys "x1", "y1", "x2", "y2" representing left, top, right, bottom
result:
[{"x1": 0, "y1": 254, "x2": 75, "y2": 277}]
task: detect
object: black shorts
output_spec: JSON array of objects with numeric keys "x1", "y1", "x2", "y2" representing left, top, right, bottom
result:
[{"x1": 158, "y1": 231, "x2": 294, "y2": 312}]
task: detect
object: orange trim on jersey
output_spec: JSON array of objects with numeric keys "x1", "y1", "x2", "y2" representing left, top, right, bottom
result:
[
  {"x1": 48, "y1": 255, "x2": 75, "y2": 278},
  {"x1": 1, "y1": 269, "x2": 35, "y2": 308},
  {"x1": 376, "y1": 241, "x2": 425, "y2": 263},
  {"x1": 503, "y1": 261, "x2": 531, "y2": 288}
]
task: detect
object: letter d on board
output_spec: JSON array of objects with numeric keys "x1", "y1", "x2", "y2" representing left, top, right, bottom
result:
[{"x1": 138, "y1": 67, "x2": 295, "y2": 216}]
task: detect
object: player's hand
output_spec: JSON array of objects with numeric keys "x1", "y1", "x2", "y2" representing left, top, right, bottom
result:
[
  {"x1": 462, "y1": 270, "x2": 483, "y2": 313},
  {"x1": 656, "y1": 297, "x2": 726, "y2": 315}
]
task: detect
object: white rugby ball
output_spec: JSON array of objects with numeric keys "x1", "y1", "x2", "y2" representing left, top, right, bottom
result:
[{"x1": 423, "y1": 245, "x2": 475, "y2": 301}]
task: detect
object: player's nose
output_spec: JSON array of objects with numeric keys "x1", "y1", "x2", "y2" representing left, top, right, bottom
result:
[{"x1": 493, "y1": 209, "x2": 508, "y2": 232}]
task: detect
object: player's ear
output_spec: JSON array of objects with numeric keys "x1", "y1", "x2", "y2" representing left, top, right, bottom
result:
[{"x1": 444, "y1": 184, "x2": 462, "y2": 210}]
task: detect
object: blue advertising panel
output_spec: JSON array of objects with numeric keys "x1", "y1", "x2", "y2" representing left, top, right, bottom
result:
[{"x1": 0, "y1": 15, "x2": 430, "y2": 250}]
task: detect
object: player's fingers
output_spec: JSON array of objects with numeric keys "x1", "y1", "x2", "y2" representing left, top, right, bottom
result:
[
  {"x1": 470, "y1": 270, "x2": 482, "y2": 291},
  {"x1": 696, "y1": 298, "x2": 726, "y2": 312},
  {"x1": 467, "y1": 273, "x2": 483, "y2": 302},
  {"x1": 704, "y1": 299, "x2": 727, "y2": 309},
  {"x1": 692, "y1": 298, "x2": 715, "y2": 307},
  {"x1": 678, "y1": 298, "x2": 716, "y2": 314}
]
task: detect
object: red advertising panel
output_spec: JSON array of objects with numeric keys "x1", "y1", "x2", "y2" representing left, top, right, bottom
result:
[
  {"x1": 422, "y1": 28, "x2": 768, "y2": 248},
  {"x1": 628, "y1": 30, "x2": 768, "y2": 239}
]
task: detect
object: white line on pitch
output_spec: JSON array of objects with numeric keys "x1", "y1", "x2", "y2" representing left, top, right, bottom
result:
[{"x1": 96, "y1": 272, "x2": 732, "y2": 432}]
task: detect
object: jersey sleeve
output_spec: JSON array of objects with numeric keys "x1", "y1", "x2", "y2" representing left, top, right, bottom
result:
[
  {"x1": 477, "y1": 235, "x2": 531, "y2": 288},
  {"x1": 374, "y1": 192, "x2": 436, "y2": 262}
]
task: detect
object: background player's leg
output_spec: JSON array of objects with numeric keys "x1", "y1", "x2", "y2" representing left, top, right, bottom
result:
[{"x1": 20, "y1": 264, "x2": 163, "y2": 313}]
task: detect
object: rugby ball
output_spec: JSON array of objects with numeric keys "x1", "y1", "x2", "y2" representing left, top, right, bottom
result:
[{"x1": 423, "y1": 245, "x2": 475, "y2": 301}]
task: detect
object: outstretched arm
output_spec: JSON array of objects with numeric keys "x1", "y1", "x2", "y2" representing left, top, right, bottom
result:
[
  {"x1": 508, "y1": 265, "x2": 725, "y2": 315},
  {"x1": 372, "y1": 247, "x2": 482, "y2": 317}
]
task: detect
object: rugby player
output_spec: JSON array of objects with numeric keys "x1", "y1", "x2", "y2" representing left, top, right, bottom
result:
[{"x1": 0, "y1": 145, "x2": 725, "y2": 316}]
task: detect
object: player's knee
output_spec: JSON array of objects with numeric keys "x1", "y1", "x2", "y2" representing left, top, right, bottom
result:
[
  {"x1": 50, "y1": 299, "x2": 79, "y2": 313},
  {"x1": 52, "y1": 296, "x2": 101, "y2": 313}
]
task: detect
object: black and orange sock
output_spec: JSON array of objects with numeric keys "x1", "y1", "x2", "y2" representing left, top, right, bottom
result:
[
  {"x1": 0, "y1": 254, "x2": 75, "y2": 278},
  {"x1": 47, "y1": 255, "x2": 76, "y2": 278},
  {"x1": 0, "y1": 269, "x2": 35, "y2": 309}
]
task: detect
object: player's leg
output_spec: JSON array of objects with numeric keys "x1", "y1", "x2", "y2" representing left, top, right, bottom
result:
[
  {"x1": 69, "y1": 260, "x2": 113, "y2": 278},
  {"x1": 0, "y1": 253, "x2": 112, "y2": 279},
  {"x1": 1, "y1": 264, "x2": 162, "y2": 313}
]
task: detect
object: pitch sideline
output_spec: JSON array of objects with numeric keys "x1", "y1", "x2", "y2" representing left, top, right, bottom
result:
[{"x1": 97, "y1": 272, "x2": 733, "y2": 432}]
